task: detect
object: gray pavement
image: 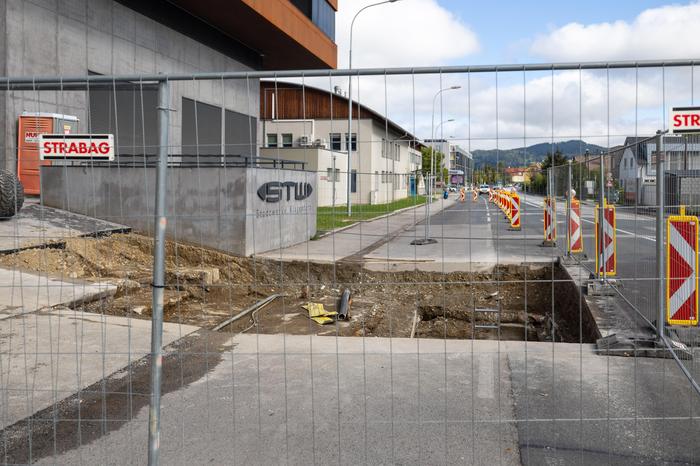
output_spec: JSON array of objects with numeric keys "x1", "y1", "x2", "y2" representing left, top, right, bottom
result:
[
  {"x1": 0, "y1": 202, "x2": 129, "y2": 253},
  {"x1": 0, "y1": 307, "x2": 199, "y2": 430},
  {"x1": 27, "y1": 334, "x2": 700, "y2": 465},
  {"x1": 0, "y1": 267, "x2": 117, "y2": 320}
]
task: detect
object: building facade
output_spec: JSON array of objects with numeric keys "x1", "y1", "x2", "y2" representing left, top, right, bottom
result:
[
  {"x1": 1, "y1": 0, "x2": 338, "y2": 178},
  {"x1": 259, "y1": 82, "x2": 424, "y2": 206}
]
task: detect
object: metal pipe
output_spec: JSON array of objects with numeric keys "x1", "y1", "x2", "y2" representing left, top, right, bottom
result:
[
  {"x1": 212, "y1": 294, "x2": 282, "y2": 331},
  {"x1": 3, "y1": 59, "x2": 700, "y2": 85},
  {"x1": 148, "y1": 79, "x2": 170, "y2": 466},
  {"x1": 599, "y1": 150, "x2": 605, "y2": 281},
  {"x1": 566, "y1": 159, "x2": 572, "y2": 256},
  {"x1": 656, "y1": 130, "x2": 666, "y2": 338}
]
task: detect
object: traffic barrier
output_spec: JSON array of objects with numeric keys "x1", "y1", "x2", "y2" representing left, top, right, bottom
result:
[
  {"x1": 666, "y1": 206, "x2": 699, "y2": 326},
  {"x1": 543, "y1": 197, "x2": 556, "y2": 242},
  {"x1": 488, "y1": 189, "x2": 494, "y2": 202},
  {"x1": 506, "y1": 192, "x2": 512, "y2": 220},
  {"x1": 472, "y1": 188, "x2": 478, "y2": 202},
  {"x1": 595, "y1": 202, "x2": 616, "y2": 276},
  {"x1": 568, "y1": 199, "x2": 582, "y2": 253},
  {"x1": 509, "y1": 192, "x2": 520, "y2": 230}
]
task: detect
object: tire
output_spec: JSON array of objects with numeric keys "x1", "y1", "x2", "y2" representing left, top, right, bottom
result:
[{"x1": 0, "y1": 170, "x2": 25, "y2": 218}]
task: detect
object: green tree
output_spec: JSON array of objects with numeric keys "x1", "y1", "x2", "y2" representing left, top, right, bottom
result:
[
  {"x1": 540, "y1": 150, "x2": 567, "y2": 170},
  {"x1": 421, "y1": 146, "x2": 445, "y2": 176}
]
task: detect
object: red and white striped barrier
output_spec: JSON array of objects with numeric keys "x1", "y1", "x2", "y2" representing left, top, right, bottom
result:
[
  {"x1": 510, "y1": 192, "x2": 520, "y2": 229},
  {"x1": 667, "y1": 208, "x2": 699, "y2": 326},
  {"x1": 568, "y1": 199, "x2": 582, "y2": 253},
  {"x1": 543, "y1": 197, "x2": 556, "y2": 242},
  {"x1": 595, "y1": 203, "x2": 616, "y2": 276}
]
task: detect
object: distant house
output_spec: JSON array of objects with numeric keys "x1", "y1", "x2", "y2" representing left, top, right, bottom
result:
[{"x1": 619, "y1": 135, "x2": 700, "y2": 206}]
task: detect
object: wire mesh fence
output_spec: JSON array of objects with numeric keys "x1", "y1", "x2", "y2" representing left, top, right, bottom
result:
[{"x1": 1, "y1": 62, "x2": 700, "y2": 464}]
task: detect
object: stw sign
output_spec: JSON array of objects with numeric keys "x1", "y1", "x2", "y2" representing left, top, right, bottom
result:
[
  {"x1": 670, "y1": 107, "x2": 700, "y2": 134},
  {"x1": 667, "y1": 212, "x2": 699, "y2": 326},
  {"x1": 39, "y1": 134, "x2": 114, "y2": 161}
]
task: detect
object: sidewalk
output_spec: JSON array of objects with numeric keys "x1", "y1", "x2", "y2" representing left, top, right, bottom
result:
[{"x1": 258, "y1": 196, "x2": 457, "y2": 262}]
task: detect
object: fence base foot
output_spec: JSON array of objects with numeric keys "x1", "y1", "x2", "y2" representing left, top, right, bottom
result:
[
  {"x1": 410, "y1": 238, "x2": 438, "y2": 246},
  {"x1": 540, "y1": 240, "x2": 556, "y2": 247},
  {"x1": 508, "y1": 227, "x2": 521, "y2": 231},
  {"x1": 596, "y1": 334, "x2": 691, "y2": 359},
  {"x1": 587, "y1": 280, "x2": 619, "y2": 296}
]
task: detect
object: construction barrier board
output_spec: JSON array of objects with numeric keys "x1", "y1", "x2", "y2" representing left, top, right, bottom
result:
[
  {"x1": 568, "y1": 199, "x2": 583, "y2": 253},
  {"x1": 543, "y1": 197, "x2": 556, "y2": 242},
  {"x1": 594, "y1": 204, "x2": 616, "y2": 276},
  {"x1": 666, "y1": 214, "x2": 699, "y2": 326}
]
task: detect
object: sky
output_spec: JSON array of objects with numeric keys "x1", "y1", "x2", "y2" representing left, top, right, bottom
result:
[{"x1": 305, "y1": 0, "x2": 700, "y2": 151}]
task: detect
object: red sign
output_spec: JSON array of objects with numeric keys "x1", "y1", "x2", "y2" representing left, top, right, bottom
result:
[
  {"x1": 510, "y1": 193, "x2": 520, "y2": 229},
  {"x1": 595, "y1": 204, "x2": 616, "y2": 276},
  {"x1": 569, "y1": 199, "x2": 583, "y2": 253},
  {"x1": 39, "y1": 134, "x2": 114, "y2": 161},
  {"x1": 670, "y1": 107, "x2": 700, "y2": 134},
  {"x1": 544, "y1": 197, "x2": 556, "y2": 242}
]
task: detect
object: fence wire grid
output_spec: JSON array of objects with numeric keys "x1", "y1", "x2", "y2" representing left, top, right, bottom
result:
[{"x1": 1, "y1": 61, "x2": 700, "y2": 465}]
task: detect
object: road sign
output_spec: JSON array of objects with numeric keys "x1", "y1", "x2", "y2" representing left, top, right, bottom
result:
[
  {"x1": 666, "y1": 211, "x2": 699, "y2": 326},
  {"x1": 670, "y1": 107, "x2": 700, "y2": 134},
  {"x1": 569, "y1": 199, "x2": 583, "y2": 253},
  {"x1": 544, "y1": 197, "x2": 556, "y2": 242},
  {"x1": 39, "y1": 134, "x2": 115, "y2": 161},
  {"x1": 595, "y1": 203, "x2": 616, "y2": 276},
  {"x1": 510, "y1": 192, "x2": 520, "y2": 230}
]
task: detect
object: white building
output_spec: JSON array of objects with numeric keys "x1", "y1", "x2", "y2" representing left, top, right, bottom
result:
[{"x1": 259, "y1": 81, "x2": 424, "y2": 206}]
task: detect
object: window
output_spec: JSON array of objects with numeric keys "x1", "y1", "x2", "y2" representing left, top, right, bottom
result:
[
  {"x1": 224, "y1": 108, "x2": 257, "y2": 157},
  {"x1": 351, "y1": 170, "x2": 357, "y2": 193},
  {"x1": 345, "y1": 133, "x2": 357, "y2": 151},
  {"x1": 281, "y1": 133, "x2": 293, "y2": 148},
  {"x1": 330, "y1": 133, "x2": 342, "y2": 151},
  {"x1": 326, "y1": 168, "x2": 340, "y2": 182},
  {"x1": 266, "y1": 133, "x2": 278, "y2": 148},
  {"x1": 182, "y1": 98, "x2": 222, "y2": 160}
]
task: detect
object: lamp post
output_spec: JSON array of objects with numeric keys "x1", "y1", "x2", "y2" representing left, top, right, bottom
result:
[
  {"x1": 411, "y1": 86, "x2": 460, "y2": 245},
  {"x1": 434, "y1": 119, "x2": 454, "y2": 186},
  {"x1": 347, "y1": 0, "x2": 401, "y2": 216}
]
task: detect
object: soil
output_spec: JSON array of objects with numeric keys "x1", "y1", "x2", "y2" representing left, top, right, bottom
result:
[{"x1": 0, "y1": 233, "x2": 598, "y2": 343}]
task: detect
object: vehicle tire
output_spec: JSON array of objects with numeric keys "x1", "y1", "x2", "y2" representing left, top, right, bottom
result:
[{"x1": 0, "y1": 170, "x2": 25, "y2": 219}]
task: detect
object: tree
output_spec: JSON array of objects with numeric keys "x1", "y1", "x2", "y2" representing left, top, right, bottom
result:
[
  {"x1": 540, "y1": 150, "x2": 567, "y2": 170},
  {"x1": 420, "y1": 146, "x2": 445, "y2": 176}
]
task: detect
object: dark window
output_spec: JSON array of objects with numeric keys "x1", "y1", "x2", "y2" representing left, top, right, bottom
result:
[
  {"x1": 88, "y1": 73, "x2": 158, "y2": 158},
  {"x1": 281, "y1": 133, "x2": 293, "y2": 148},
  {"x1": 345, "y1": 133, "x2": 357, "y2": 151},
  {"x1": 266, "y1": 134, "x2": 278, "y2": 148},
  {"x1": 182, "y1": 98, "x2": 222, "y2": 160},
  {"x1": 225, "y1": 109, "x2": 257, "y2": 157},
  {"x1": 330, "y1": 133, "x2": 341, "y2": 151},
  {"x1": 351, "y1": 169, "x2": 357, "y2": 193},
  {"x1": 311, "y1": 0, "x2": 335, "y2": 40}
]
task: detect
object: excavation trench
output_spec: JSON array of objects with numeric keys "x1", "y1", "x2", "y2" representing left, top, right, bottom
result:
[{"x1": 0, "y1": 233, "x2": 599, "y2": 343}]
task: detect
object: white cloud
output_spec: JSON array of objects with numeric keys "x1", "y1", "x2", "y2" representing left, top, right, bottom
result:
[
  {"x1": 530, "y1": 2, "x2": 700, "y2": 61},
  {"x1": 336, "y1": 0, "x2": 479, "y2": 68}
]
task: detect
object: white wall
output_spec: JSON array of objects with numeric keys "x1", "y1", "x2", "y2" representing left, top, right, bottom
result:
[
  {"x1": 260, "y1": 147, "x2": 348, "y2": 207},
  {"x1": 261, "y1": 118, "x2": 421, "y2": 205}
]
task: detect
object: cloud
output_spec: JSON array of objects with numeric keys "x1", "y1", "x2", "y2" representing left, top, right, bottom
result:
[
  {"x1": 530, "y1": 2, "x2": 700, "y2": 61},
  {"x1": 336, "y1": 0, "x2": 479, "y2": 68}
]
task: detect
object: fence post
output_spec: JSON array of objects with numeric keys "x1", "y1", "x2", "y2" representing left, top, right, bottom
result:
[
  {"x1": 566, "y1": 159, "x2": 572, "y2": 256},
  {"x1": 599, "y1": 151, "x2": 606, "y2": 281},
  {"x1": 148, "y1": 78, "x2": 170, "y2": 466},
  {"x1": 656, "y1": 130, "x2": 665, "y2": 338}
]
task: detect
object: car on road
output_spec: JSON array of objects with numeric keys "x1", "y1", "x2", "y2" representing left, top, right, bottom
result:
[{"x1": 478, "y1": 184, "x2": 490, "y2": 194}]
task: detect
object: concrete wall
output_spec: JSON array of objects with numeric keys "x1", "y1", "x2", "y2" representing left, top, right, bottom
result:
[
  {"x1": 245, "y1": 168, "x2": 317, "y2": 255},
  {"x1": 41, "y1": 165, "x2": 316, "y2": 256},
  {"x1": 2, "y1": 0, "x2": 259, "y2": 171},
  {"x1": 260, "y1": 147, "x2": 348, "y2": 207}
]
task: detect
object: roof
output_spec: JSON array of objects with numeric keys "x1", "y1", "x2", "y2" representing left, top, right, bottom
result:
[{"x1": 260, "y1": 81, "x2": 425, "y2": 150}]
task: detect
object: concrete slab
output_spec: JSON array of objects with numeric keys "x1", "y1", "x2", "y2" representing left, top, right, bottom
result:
[
  {"x1": 0, "y1": 308, "x2": 199, "y2": 430},
  {"x1": 0, "y1": 267, "x2": 117, "y2": 320},
  {"x1": 0, "y1": 202, "x2": 130, "y2": 253}
]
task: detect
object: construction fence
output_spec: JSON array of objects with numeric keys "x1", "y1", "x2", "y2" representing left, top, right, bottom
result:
[{"x1": 1, "y1": 61, "x2": 700, "y2": 465}]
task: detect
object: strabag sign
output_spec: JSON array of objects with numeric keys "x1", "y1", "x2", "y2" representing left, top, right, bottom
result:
[
  {"x1": 39, "y1": 134, "x2": 114, "y2": 161},
  {"x1": 670, "y1": 107, "x2": 700, "y2": 134}
]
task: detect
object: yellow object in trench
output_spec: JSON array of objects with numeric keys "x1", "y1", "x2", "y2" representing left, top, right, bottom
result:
[{"x1": 302, "y1": 302, "x2": 337, "y2": 325}]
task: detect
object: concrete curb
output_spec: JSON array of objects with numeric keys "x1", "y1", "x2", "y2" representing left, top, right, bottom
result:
[{"x1": 315, "y1": 196, "x2": 453, "y2": 240}]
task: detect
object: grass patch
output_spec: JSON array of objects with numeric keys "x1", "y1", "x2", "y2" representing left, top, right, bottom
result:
[{"x1": 316, "y1": 195, "x2": 428, "y2": 232}]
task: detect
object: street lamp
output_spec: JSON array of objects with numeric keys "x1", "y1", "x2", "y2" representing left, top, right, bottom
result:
[
  {"x1": 347, "y1": 0, "x2": 402, "y2": 216},
  {"x1": 411, "y1": 86, "x2": 461, "y2": 246}
]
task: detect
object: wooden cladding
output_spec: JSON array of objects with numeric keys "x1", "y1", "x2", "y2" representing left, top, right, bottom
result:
[{"x1": 260, "y1": 83, "x2": 367, "y2": 121}]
